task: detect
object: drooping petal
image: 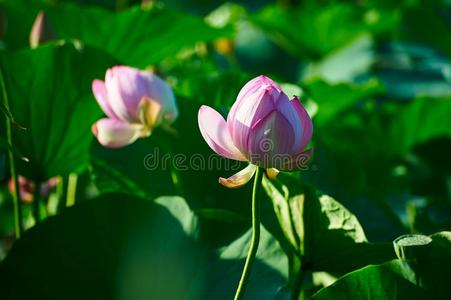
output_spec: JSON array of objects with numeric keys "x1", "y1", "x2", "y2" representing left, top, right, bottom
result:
[
  {"x1": 276, "y1": 148, "x2": 313, "y2": 171},
  {"x1": 198, "y1": 105, "x2": 246, "y2": 161},
  {"x1": 265, "y1": 168, "x2": 279, "y2": 179},
  {"x1": 219, "y1": 164, "x2": 257, "y2": 188},
  {"x1": 290, "y1": 97, "x2": 313, "y2": 152},
  {"x1": 92, "y1": 79, "x2": 120, "y2": 120},
  {"x1": 92, "y1": 118, "x2": 147, "y2": 148}
]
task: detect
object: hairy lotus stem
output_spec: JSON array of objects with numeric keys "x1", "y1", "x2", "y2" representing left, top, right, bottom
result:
[
  {"x1": 233, "y1": 167, "x2": 263, "y2": 300},
  {"x1": 393, "y1": 234, "x2": 432, "y2": 286},
  {"x1": 393, "y1": 234, "x2": 432, "y2": 261}
]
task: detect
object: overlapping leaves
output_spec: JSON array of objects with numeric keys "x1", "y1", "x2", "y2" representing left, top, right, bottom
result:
[
  {"x1": 262, "y1": 174, "x2": 395, "y2": 277},
  {"x1": 313, "y1": 232, "x2": 451, "y2": 299}
]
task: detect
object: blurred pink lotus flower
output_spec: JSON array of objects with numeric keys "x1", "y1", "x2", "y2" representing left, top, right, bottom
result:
[
  {"x1": 198, "y1": 75, "x2": 313, "y2": 188},
  {"x1": 92, "y1": 66, "x2": 178, "y2": 148},
  {"x1": 29, "y1": 11, "x2": 56, "y2": 48},
  {"x1": 8, "y1": 176, "x2": 59, "y2": 204}
]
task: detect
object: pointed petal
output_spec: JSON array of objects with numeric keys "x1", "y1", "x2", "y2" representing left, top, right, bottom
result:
[
  {"x1": 219, "y1": 164, "x2": 257, "y2": 188},
  {"x1": 92, "y1": 79, "x2": 120, "y2": 119},
  {"x1": 247, "y1": 110, "x2": 295, "y2": 167},
  {"x1": 198, "y1": 105, "x2": 246, "y2": 161},
  {"x1": 227, "y1": 76, "x2": 282, "y2": 153},
  {"x1": 227, "y1": 89, "x2": 277, "y2": 154},
  {"x1": 290, "y1": 97, "x2": 313, "y2": 151},
  {"x1": 92, "y1": 118, "x2": 146, "y2": 148},
  {"x1": 234, "y1": 75, "x2": 281, "y2": 110}
]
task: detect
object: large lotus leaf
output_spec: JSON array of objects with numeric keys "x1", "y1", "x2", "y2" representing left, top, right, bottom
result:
[
  {"x1": 45, "y1": 3, "x2": 231, "y2": 67},
  {"x1": 262, "y1": 174, "x2": 395, "y2": 274},
  {"x1": 0, "y1": 42, "x2": 116, "y2": 181},
  {"x1": 252, "y1": 3, "x2": 371, "y2": 59},
  {"x1": 0, "y1": 193, "x2": 289, "y2": 300},
  {"x1": 388, "y1": 97, "x2": 451, "y2": 156},
  {"x1": 1, "y1": 1, "x2": 231, "y2": 67},
  {"x1": 306, "y1": 79, "x2": 384, "y2": 127}
]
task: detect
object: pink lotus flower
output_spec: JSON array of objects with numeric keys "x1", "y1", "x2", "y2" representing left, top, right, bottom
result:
[
  {"x1": 198, "y1": 75, "x2": 313, "y2": 188},
  {"x1": 92, "y1": 66, "x2": 178, "y2": 148},
  {"x1": 8, "y1": 176, "x2": 60, "y2": 204}
]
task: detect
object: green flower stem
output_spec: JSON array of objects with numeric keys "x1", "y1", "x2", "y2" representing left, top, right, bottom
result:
[
  {"x1": 0, "y1": 66, "x2": 23, "y2": 238},
  {"x1": 233, "y1": 167, "x2": 264, "y2": 300},
  {"x1": 7, "y1": 135, "x2": 23, "y2": 237},
  {"x1": 66, "y1": 173, "x2": 78, "y2": 207},
  {"x1": 33, "y1": 181, "x2": 41, "y2": 223}
]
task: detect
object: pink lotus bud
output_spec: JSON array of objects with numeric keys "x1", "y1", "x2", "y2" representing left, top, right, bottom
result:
[
  {"x1": 198, "y1": 75, "x2": 313, "y2": 188},
  {"x1": 29, "y1": 11, "x2": 56, "y2": 48},
  {"x1": 92, "y1": 66, "x2": 178, "y2": 148}
]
